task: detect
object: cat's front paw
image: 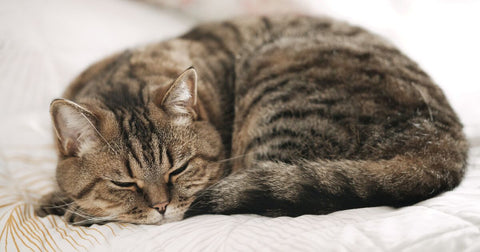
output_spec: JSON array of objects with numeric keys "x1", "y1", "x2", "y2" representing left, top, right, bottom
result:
[
  {"x1": 62, "y1": 207, "x2": 94, "y2": 226},
  {"x1": 35, "y1": 192, "x2": 97, "y2": 225},
  {"x1": 35, "y1": 191, "x2": 72, "y2": 217}
]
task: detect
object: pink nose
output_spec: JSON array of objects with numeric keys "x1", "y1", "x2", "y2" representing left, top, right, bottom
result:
[{"x1": 153, "y1": 201, "x2": 169, "y2": 214}]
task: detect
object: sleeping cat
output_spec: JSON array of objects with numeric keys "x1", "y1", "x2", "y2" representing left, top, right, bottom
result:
[{"x1": 36, "y1": 15, "x2": 468, "y2": 225}]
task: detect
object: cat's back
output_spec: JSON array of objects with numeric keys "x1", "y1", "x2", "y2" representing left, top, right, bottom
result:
[
  {"x1": 61, "y1": 15, "x2": 465, "y2": 163},
  {"x1": 209, "y1": 16, "x2": 467, "y2": 171}
]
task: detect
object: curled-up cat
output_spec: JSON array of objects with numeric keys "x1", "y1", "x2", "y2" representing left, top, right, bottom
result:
[{"x1": 35, "y1": 15, "x2": 468, "y2": 225}]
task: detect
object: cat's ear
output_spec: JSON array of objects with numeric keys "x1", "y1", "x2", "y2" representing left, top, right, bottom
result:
[
  {"x1": 157, "y1": 67, "x2": 198, "y2": 121},
  {"x1": 50, "y1": 99, "x2": 99, "y2": 157}
]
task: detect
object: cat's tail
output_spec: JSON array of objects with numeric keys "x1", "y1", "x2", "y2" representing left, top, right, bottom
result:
[{"x1": 185, "y1": 140, "x2": 467, "y2": 217}]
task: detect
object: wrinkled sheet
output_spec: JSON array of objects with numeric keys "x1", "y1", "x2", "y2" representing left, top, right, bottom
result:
[{"x1": 1, "y1": 0, "x2": 479, "y2": 251}]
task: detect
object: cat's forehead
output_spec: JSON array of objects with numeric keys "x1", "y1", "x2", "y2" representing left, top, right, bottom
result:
[{"x1": 115, "y1": 113, "x2": 196, "y2": 160}]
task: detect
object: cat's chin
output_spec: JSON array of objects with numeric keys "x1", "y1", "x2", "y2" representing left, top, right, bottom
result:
[
  {"x1": 103, "y1": 208, "x2": 186, "y2": 225},
  {"x1": 112, "y1": 209, "x2": 163, "y2": 225}
]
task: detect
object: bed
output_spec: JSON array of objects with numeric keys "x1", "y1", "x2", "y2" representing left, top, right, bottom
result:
[{"x1": 1, "y1": 0, "x2": 479, "y2": 251}]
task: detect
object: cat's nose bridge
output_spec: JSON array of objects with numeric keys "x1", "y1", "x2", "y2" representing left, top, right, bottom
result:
[{"x1": 143, "y1": 181, "x2": 170, "y2": 208}]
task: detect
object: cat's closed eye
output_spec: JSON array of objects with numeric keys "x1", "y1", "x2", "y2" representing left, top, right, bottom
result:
[
  {"x1": 169, "y1": 162, "x2": 189, "y2": 182},
  {"x1": 111, "y1": 180, "x2": 138, "y2": 189}
]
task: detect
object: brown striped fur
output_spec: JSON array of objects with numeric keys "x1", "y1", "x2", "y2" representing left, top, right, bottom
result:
[{"x1": 36, "y1": 15, "x2": 468, "y2": 225}]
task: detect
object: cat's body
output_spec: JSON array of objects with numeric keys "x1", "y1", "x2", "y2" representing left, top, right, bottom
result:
[{"x1": 36, "y1": 15, "x2": 468, "y2": 225}]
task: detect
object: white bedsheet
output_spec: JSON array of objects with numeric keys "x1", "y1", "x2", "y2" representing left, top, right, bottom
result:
[{"x1": 1, "y1": 0, "x2": 479, "y2": 251}]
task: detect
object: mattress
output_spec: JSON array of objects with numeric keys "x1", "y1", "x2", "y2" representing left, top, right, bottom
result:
[{"x1": 1, "y1": 0, "x2": 479, "y2": 251}]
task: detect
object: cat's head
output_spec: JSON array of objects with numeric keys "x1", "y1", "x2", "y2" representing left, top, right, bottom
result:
[{"x1": 37, "y1": 68, "x2": 225, "y2": 225}]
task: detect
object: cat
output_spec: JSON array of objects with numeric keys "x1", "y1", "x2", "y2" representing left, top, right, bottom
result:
[{"x1": 35, "y1": 15, "x2": 468, "y2": 225}]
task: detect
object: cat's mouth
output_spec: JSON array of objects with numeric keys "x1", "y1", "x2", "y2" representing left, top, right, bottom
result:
[
  {"x1": 114, "y1": 206, "x2": 186, "y2": 225},
  {"x1": 109, "y1": 210, "x2": 163, "y2": 225}
]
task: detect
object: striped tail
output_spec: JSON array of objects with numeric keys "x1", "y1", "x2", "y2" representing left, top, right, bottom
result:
[{"x1": 185, "y1": 148, "x2": 466, "y2": 218}]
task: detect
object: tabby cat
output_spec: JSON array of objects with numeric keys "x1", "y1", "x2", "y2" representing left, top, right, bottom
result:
[{"x1": 36, "y1": 15, "x2": 468, "y2": 225}]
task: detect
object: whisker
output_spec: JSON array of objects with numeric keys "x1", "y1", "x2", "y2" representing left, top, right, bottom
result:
[
  {"x1": 80, "y1": 112, "x2": 119, "y2": 155},
  {"x1": 37, "y1": 202, "x2": 75, "y2": 209},
  {"x1": 62, "y1": 203, "x2": 120, "y2": 225},
  {"x1": 64, "y1": 208, "x2": 90, "y2": 219},
  {"x1": 214, "y1": 152, "x2": 254, "y2": 164},
  {"x1": 70, "y1": 214, "x2": 118, "y2": 225}
]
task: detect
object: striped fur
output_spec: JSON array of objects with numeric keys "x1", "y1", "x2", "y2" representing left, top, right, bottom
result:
[{"x1": 36, "y1": 15, "x2": 468, "y2": 225}]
